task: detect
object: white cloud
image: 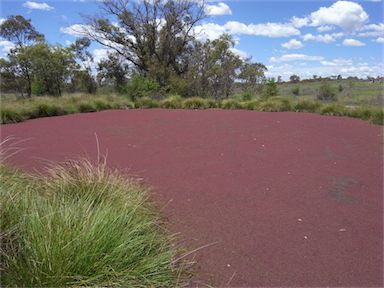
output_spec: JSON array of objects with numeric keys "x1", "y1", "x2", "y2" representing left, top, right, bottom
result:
[
  {"x1": 0, "y1": 40, "x2": 15, "y2": 58},
  {"x1": 320, "y1": 58, "x2": 353, "y2": 66},
  {"x1": 22, "y1": 1, "x2": 54, "y2": 11},
  {"x1": 205, "y1": 2, "x2": 232, "y2": 16},
  {"x1": 290, "y1": 16, "x2": 309, "y2": 28},
  {"x1": 281, "y1": 39, "x2": 304, "y2": 49},
  {"x1": 194, "y1": 21, "x2": 300, "y2": 41},
  {"x1": 224, "y1": 21, "x2": 300, "y2": 38},
  {"x1": 375, "y1": 37, "x2": 384, "y2": 43},
  {"x1": 0, "y1": 18, "x2": 5, "y2": 25},
  {"x1": 357, "y1": 23, "x2": 384, "y2": 37},
  {"x1": 270, "y1": 54, "x2": 324, "y2": 63},
  {"x1": 317, "y1": 25, "x2": 334, "y2": 32},
  {"x1": 60, "y1": 24, "x2": 92, "y2": 37},
  {"x1": 65, "y1": 40, "x2": 73, "y2": 46},
  {"x1": 302, "y1": 32, "x2": 343, "y2": 43},
  {"x1": 343, "y1": 38, "x2": 366, "y2": 46},
  {"x1": 230, "y1": 47, "x2": 249, "y2": 59},
  {"x1": 309, "y1": 1, "x2": 368, "y2": 31},
  {"x1": 194, "y1": 23, "x2": 226, "y2": 41}
]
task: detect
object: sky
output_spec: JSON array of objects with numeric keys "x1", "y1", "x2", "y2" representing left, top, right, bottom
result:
[{"x1": 1, "y1": 0, "x2": 383, "y2": 80}]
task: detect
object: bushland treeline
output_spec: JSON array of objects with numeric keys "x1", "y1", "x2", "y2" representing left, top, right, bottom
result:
[{"x1": 0, "y1": 0, "x2": 269, "y2": 99}]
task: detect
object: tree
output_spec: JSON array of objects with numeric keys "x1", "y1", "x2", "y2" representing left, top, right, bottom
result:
[
  {"x1": 0, "y1": 15, "x2": 44, "y2": 97},
  {"x1": 26, "y1": 44, "x2": 77, "y2": 96},
  {"x1": 239, "y1": 62, "x2": 267, "y2": 94},
  {"x1": 84, "y1": 0, "x2": 205, "y2": 86},
  {"x1": 70, "y1": 38, "x2": 97, "y2": 93},
  {"x1": 289, "y1": 74, "x2": 300, "y2": 83},
  {"x1": 97, "y1": 52, "x2": 130, "y2": 91}
]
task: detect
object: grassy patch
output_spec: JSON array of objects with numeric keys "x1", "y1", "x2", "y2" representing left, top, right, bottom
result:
[
  {"x1": 220, "y1": 99, "x2": 243, "y2": 109},
  {"x1": 159, "y1": 96, "x2": 183, "y2": 109},
  {"x1": 135, "y1": 97, "x2": 160, "y2": 109},
  {"x1": 182, "y1": 97, "x2": 210, "y2": 109},
  {"x1": 0, "y1": 159, "x2": 188, "y2": 287}
]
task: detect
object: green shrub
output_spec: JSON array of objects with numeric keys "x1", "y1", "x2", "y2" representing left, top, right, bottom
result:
[
  {"x1": 134, "y1": 97, "x2": 159, "y2": 108},
  {"x1": 182, "y1": 97, "x2": 209, "y2": 109},
  {"x1": 259, "y1": 97, "x2": 292, "y2": 112},
  {"x1": 370, "y1": 109, "x2": 384, "y2": 125},
  {"x1": 319, "y1": 104, "x2": 346, "y2": 116},
  {"x1": 346, "y1": 107, "x2": 372, "y2": 120},
  {"x1": 294, "y1": 99, "x2": 321, "y2": 112},
  {"x1": 159, "y1": 95, "x2": 183, "y2": 109},
  {"x1": 0, "y1": 160, "x2": 187, "y2": 287},
  {"x1": 317, "y1": 83, "x2": 337, "y2": 101},
  {"x1": 32, "y1": 103, "x2": 65, "y2": 118},
  {"x1": 92, "y1": 99, "x2": 112, "y2": 111},
  {"x1": 263, "y1": 79, "x2": 278, "y2": 99},
  {"x1": 291, "y1": 86, "x2": 300, "y2": 96},
  {"x1": 78, "y1": 102, "x2": 97, "y2": 113},
  {"x1": 239, "y1": 91, "x2": 254, "y2": 101},
  {"x1": 125, "y1": 75, "x2": 161, "y2": 100},
  {"x1": 338, "y1": 84, "x2": 343, "y2": 92},
  {"x1": 31, "y1": 81, "x2": 45, "y2": 96},
  {"x1": 242, "y1": 100, "x2": 260, "y2": 110},
  {"x1": 220, "y1": 99, "x2": 243, "y2": 109},
  {"x1": 0, "y1": 108, "x2": 26, "y2": 123}
]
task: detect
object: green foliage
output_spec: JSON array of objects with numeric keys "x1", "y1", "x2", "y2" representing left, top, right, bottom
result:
[
  {"x1": 78, "y1": 102, "x2": 97, "y2": 113},
  {"x1": 294, "y1": 99, "x2": 321, "y2": 112},
  {"x1": 291, "y1": 86, "x2": 300, "y2": 96},
  {"x1": 319, "y1": 104, "x2": 346, "y2": 116},
  {"x1": 0, "y1": 160, "x2": 187, "y2": 287},
  {"x1": 160, "y1": 95, "x2": 183, "y2": 109},
  {"x1": 134, "y1": 97, "x2": 159, "y2": 108},
  {"x1": 338, "y1": 84, "x2": 343, "y2": 92},
  {"x1": 370, "y1": 109, "x2": 384, "y2": 125},
  {"x1": 31, "y1": 80, "x2": 44, "y2": 96},
  {"x1": 263, "y1": 79, "x2": 278, "y2": 98},
  {"x1": 125, "y1": 75, "x2": 161, "y2": 100},
  {"x1": 182, "y1": 97, "x2": 210, "y2": 109},
  {"x1": 317, "y1": 82, "x2": 337, "y2": 102},
  {"x1": 0, "y1": 108, "x2": 26, "y2": 123},
  {"x1": 220, "y1": 99, "x2": 243, "y2": 109},
  {"x1": 259, "y1": 96, "x2": 292, "y2": 112},
  {"x1": 32, "y1": 103, "x2": 65, "y2": 118},
  {"x1": 242, "y1": 100, "x2": 260, "y2": 110}
]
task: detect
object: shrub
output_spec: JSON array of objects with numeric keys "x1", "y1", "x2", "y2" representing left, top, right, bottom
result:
[
  {"x1": 242, "y1": 100, "x2": 260, "y2": 110},
  {"x1": 182, "y1": 97, "x2": 209, "y2": 109},
  {"x1": 338, "y1": 84, "x2": 343, "y2": 92},
  {"x1": 0, "y1": 108, "x2": 26, "y2": 123},
  {"x1": 239, "y1": 91, "x2": 254, "y2": 101},
  {"x1": 32, "y1": 103, "x2": 65, "y2": 118},
  {"x1": 369, "y1": 108, "x2": 384, "y2": 125},
  {"x1": 134, "y1": 97, "x2": 159, "y2": 108},
  {"x1": 78, "y1": 102, "x2": 97, "y2": 113},
  {"x1": 259, "y1": 97, "x2": 292, "y2": 112},
  {"x1": 346, "y1": 107, "x2": 372, "y2": 120},
  {"x1": 159, "y1": 95, "x2": 183, "y2": 109},
  {"x1": 317, "y1": 83, "x2": 337, "y2": 101},
  {"x1": 294, "y1": 99, "x2": 321, "y2": 112},
  {"x1": 92, "y1": 99, "x2": 112, "y2": 111},
  {"x1": 220, "y1": 99, "x2": 243, "y2": 109},
  {"x1": 0, "y1": 160, "x2": 187, "y2": 287},
  {"x1": 125, "y1": 75, "x2": 161, "y2": 100},
  {"x1": 263, "y1": 79, "x2": 278, "y2": 99},
  {"x1": 319, "y1": 104, "x2": 346, "y2": 116},
  {"x1": 291, "y1": 86, "x2": 300, "y2": 96}
]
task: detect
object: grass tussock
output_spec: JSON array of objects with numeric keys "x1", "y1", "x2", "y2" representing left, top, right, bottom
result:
[
  {"x1": 1, "y1": 93, "x2": 383, "y2": 125},
  {"x1": 0, "y1": 158, "x2": 188, "y2": 287}
]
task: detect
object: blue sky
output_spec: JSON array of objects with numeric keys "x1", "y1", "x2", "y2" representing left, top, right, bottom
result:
[{"x1": 1, "y1": 0, "x2": 383, "y2": 79}]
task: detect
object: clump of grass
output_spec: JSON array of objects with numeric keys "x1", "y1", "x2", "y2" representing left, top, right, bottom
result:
[
  {"x1": 92, "y1": 99, "x2": 112, "y2": 111},
  {"x1": 31, "y1": 103, "x2": 65, "y2": 118},
  {"x1": 160, "y1": 95, "x2": 183, "y2": 109},
  {"x1": 0, "y1": 108, "x2": 26, "y2": 123},
  {"x1": 78, "y1": 102, "x2": 97, "y2": 113},
  {"x1": 319, "y1": 103, "x2": 347, "y2": 116},
  {"x1": 242, "y1": 100, "x2": 260, "y2": 110},
  {"x1": 182, "y1": 97, "x2": 210, "y2": 109},
  {"x1": 134, "y1": 97, "x2": 159, "y2": 108},
  {"x1": 0, "y1": 159, "x2": 188, "y2": 287},
  {"x1": 220, "y1": 99, "x2": 243, "y2": 109},
  {"x1": 259, "y1": 97, "x2": 292, "y2": 112},
  {"x1": 294, "y1": 99, "x2": 322, "y2": 113}
]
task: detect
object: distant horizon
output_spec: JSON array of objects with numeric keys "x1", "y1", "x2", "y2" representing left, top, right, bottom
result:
[{"x1": 1, "y1": 0, "x2": 383, "y2": 80}]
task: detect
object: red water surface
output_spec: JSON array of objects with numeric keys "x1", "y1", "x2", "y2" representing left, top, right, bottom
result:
[{"x1": 1, "y1": 109, "x2": 383, "y2": 287}]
